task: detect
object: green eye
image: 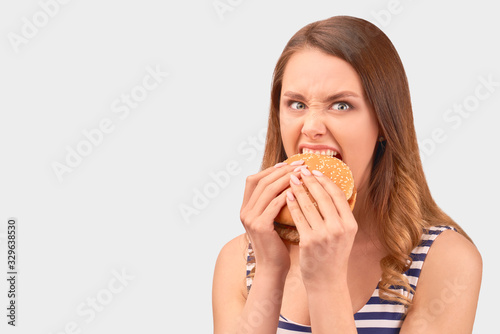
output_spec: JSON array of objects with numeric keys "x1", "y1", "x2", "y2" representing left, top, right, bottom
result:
[
  {"x1": 333, "y1": 102, "x2": 351, "y2": 111},
  {"x1": 291, "y1": 101, "x2": 306, "y2": 110}
]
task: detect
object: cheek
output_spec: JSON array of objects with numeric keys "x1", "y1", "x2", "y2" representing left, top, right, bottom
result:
[
  {"x1": 279, "y1": 113, "x2": 302, "y2": 150},
  {"x1": 348, "y1": 143, "x2": 377, "y2": 192},
  {"x1": 339, "y1": 119, "x2": 378, "y2": 189}
]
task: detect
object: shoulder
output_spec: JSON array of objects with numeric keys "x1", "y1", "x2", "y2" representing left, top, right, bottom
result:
[
  {"x1": 215, "y1": 233, "x2": 249, "y2": 266},
  {"x1": 417, "y1": 227, "x2": 482, "y2": 294},
  {"x1": 402, "y1": 227, "x2": 482, "y2": 332},
  {"x1": 212, "y1": 234, "x2": 251, "y2": 332},
  {"x1": 213, "y1": 233, "x2": 249, "y2": 298},
  {"x1": 423, "y1": 227, "x2": 482, "y2": 277}
]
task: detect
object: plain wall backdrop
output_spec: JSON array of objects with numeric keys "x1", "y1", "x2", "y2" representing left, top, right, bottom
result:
[{"x1": 0, "y1": 0, "x2": 498, "y2": 333}]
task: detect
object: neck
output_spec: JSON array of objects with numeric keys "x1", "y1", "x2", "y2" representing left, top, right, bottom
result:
[{"x1": 352, "y1": 188, "x2": 380, "y2": 243}]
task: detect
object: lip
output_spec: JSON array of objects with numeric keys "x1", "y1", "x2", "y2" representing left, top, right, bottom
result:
[{"x1": 298, "y1": 143, "x2": 343, "y2": 160}]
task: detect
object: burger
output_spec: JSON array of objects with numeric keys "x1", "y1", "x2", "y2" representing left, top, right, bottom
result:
[{"x1": 274, "y1": 153, "x2": 357, "y2": 243}]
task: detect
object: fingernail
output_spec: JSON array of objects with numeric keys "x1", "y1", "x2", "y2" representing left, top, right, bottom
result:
[
  {"x1": 290, "y1": 160, "x2": 304, "y2": 166},
  {"x1": 293, "y1": 165, "x2": 308, "y2": 172},
  {"x1": 290, "y1": 174, "x2": 302, "y2": 185},
  {"x1": 286, "y1": 190, "x2": 295, "y2": 201},
  {"x1": 301, "y1": 168, "x2": 311, "y2": 176},
  {"x1": 312, "y1": 170, "x2": 323, "y2": 177},
  {"x1": 274, "y1": 162, "x2": 287, "y2": 168}
]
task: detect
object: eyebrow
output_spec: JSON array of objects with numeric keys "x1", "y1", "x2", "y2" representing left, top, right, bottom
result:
[{"x1": 282, "y1": 90, "x2": 361, "y2": 103}]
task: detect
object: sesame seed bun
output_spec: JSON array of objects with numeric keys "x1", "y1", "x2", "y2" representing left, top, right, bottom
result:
[{"x1": 274, "y1": 153, "x2": 357, "y2": 243}]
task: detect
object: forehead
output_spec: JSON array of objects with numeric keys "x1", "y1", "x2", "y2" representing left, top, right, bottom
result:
[{"x1": 281, "y1": 48, "x2": 364, "y2": 97}]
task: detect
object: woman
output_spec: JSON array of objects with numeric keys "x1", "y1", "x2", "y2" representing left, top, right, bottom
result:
[{"x1": 212, "y1": 15, "x2": 482, "y2": 333}]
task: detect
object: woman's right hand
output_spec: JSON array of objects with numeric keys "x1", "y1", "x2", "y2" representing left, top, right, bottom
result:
[{"x1": 240, "y1": 160, "x2": 304, "y2": 275}]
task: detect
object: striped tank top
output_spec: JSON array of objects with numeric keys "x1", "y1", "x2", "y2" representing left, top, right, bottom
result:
[{"x1": 245, "y1": 225, "x2": 457, "y2": 333}]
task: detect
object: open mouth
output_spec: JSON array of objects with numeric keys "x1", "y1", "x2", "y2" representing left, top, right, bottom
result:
[{"x1": 301, "y1": 148, "x2": 343, "y2": 161}]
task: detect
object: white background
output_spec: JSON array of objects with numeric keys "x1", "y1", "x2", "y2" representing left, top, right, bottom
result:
[{"x1": 0, "y1": 0, "x2": 498, "y2": 333}]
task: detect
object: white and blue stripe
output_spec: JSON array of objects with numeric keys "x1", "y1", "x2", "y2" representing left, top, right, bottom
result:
[{"x1": 246, "y1": 225, "x2": 457, "y2": 333}]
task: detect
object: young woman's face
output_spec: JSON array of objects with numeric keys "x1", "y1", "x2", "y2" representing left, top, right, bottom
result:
[{"x1": 279, "y1": 48, "x2": 379, "y2": 193}]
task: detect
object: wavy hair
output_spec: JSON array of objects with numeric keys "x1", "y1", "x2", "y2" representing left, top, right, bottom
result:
[{"x1": 260, "y1": 15, "x2": 471, "y2": 308}]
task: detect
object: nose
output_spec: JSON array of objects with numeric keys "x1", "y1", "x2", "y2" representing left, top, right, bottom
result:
[{"x1": 301, "y1": 111, "x2": 327, "y2": 139}]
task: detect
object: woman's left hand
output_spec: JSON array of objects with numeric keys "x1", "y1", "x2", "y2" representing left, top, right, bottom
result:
[{"x1": 286, "y1": 166, "x2": 358, "y2": 289}]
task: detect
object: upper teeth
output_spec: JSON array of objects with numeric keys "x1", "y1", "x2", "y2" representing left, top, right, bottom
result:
[{"x1": 302, "y1": 148, "x2": 338, "y2": 157}]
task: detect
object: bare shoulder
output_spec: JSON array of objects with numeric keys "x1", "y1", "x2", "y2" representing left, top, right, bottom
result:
[
  {"x1": 213, "y1": 233, "x2": 249, "y2": 299},
  {"x1": 402, "y1": 228, "x2": 482, "y2": 333},
  {"x1": 212, "y1": 233, "x2": 249, "y2": 332},
  {"x1": 215, "y1": 233, "x2": 249, "y2": 272},
  {"x1": 425, "y1": 228, "x2": 482, "y2": 278}
]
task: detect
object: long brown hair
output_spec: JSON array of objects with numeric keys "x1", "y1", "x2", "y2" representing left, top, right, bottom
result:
[{"x1": 261, "y1": 15, "x2": 471, "y2": 307}]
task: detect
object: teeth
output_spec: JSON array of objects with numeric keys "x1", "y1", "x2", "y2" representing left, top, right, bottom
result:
[{"x1": 301, "y1": 148, "x2": 338, "y2": 157}]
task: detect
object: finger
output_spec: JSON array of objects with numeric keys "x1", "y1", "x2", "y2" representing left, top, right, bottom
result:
[
  {"x1": 243, "y1": 191, "x2": 287, "y2": 244},
  {"x1": 260, "y1": 190, "x2": 288, "y2": 224},
  {"x1": 242, "y1": 165, "x2": 282, "y2": 208},
  {"x1": 289, "y1": 173, "x2": 324, "y2": 230},
  {"x1": 299, "y1": 168, "x2": 340, "y2": 222},
  {"x1": 245, "y1": 161, "x2": 304, "y2": 213},
  {"x1": 312, "y1": 170, "x2": 354, "y2": 223},
  {"x1": 249, "y1": 168, "x2": 297, "y2": 216},
  {"x1": 285, "y1": 189, "x2": 312, "y2": 237}
]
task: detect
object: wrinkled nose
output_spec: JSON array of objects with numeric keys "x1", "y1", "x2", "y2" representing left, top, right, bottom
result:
[{"x1": 301, "y1": 111, "x2": 327, "y2": 139}]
